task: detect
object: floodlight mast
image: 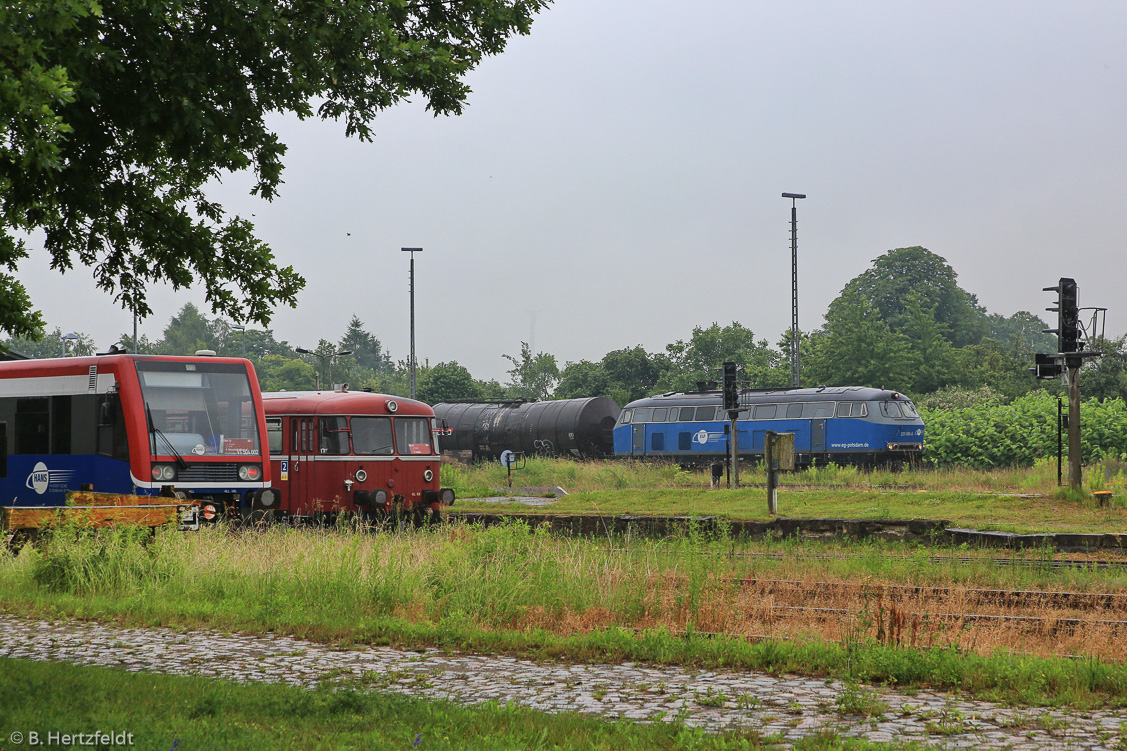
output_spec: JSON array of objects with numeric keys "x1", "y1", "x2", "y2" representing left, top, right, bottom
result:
[{"x1": 782, "y1": 193, "x2": 806, "y2": 388}]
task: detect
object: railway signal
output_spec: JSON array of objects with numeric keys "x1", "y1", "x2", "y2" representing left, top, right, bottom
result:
[{"x1": 1035, "y1": 278, "x2": 1104, "y2": 492}]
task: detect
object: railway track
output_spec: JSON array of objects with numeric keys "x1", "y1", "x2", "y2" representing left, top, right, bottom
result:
[{"x1": 607, "y1": 547, "x2": 1127, "y2": 571}]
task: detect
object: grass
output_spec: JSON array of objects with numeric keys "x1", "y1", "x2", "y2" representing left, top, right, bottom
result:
[
  {"x1": 448, "y1": 457, "x2": 1127, "y2": 533},
  {"x1": 0, "y1": 657, "x2": 800, "y2": 751},
  {"x1": 3, "y1": 523, "x2": 1127, "y2": 708}
]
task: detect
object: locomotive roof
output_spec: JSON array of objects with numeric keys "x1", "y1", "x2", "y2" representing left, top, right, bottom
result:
[
  {"x1": 623, "y1": 386, "x2": 911, "y2": 410},
  {"x1": 260, "y1": 389, "x2": 433, "y2": 416}
]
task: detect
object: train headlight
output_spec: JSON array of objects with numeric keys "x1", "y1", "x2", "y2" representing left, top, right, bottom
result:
[
  {"x1": 440, "y1": 488, "x2": 455, "y2": 505},
  {"x1": 373, "y1": 489, "x2": 389, "y2": 505},
  {"x1": 238, "y1": 464, "x2": 262, "y2": 481},
  {"x1": 151, "y1": 464, "x2": 176, "y2": 481},
  {"x1": 355, "y1": 469, "x2": 367, "y2": 483},
  {"x1": 423, "y1": 469, "x2": 434, "y2": 482}
]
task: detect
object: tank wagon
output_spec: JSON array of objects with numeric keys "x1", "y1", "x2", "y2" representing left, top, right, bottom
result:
[
  {"x1": 432, "y1": 397, "x2": 620, "y2": 461},
  {"x1": 262, "y1": 388, "x2": 454, "y2": 523},
  {"x1": 614, "y1": 386, "x2": 924, "y2": 468}
]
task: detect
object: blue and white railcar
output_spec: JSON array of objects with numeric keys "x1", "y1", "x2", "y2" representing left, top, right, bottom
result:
[{"x1": 612, "y1": 386, "x2": 924, "y2": 467}]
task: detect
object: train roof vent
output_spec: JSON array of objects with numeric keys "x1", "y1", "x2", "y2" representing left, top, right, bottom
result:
[
  {"x1": 195, "y1": 349, "x2": 217, "y2": 357},
  {"x1": 88, "y1": 366, "x2": 98, "y2": 392}
]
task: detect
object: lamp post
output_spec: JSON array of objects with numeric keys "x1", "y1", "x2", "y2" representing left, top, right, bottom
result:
[
  {"x1": 295, "y1": 347, "x2": 353, "y2": 390},
  {"x1": 782, "y1": 193, "x2": 806, "y2": 388},
  {"x1": 401, "y1": 247, "x2": 423, "y2": 399},
  {"x1": 231, "y1": 324, "x2": 246, "y2": 359},
  {"x1": 61, "y1": 332, "x2": 79, "y2": 357}
]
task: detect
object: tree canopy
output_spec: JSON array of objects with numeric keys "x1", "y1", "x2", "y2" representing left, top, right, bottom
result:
[{"x1": 0, "y1": 0, "x2": 549, "y2": 339}]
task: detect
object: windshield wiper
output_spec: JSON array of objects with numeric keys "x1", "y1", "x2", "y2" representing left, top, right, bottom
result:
[{"x1": 147, "y1": 404, "x2": 189, "y2": 470}]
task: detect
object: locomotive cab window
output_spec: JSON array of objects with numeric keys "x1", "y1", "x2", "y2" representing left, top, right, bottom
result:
[
  {"x1": 319, "y1": 417, "x2": 350, "y2": 455},
  {"x1": 619, "y1": 410, "x2": 633, "y2": 424},
  {"x1": 266, "y1": 417, "x2": 283, "y2": 455},
  {"x1": 395, "y1": 417, "x2": 433, "y2": 455},
  {"x1": 837, "y1": 402, "x2": 867, "y2": 418},
  {"x1": 880, "y1": 402, "x2": 903, "y2": 418},
  {"x1": 900, "y1": 401, "x2": 919, "y2": 418},
  {"x1": 352, "y1": 417, "x2": 393, "y2": 455}
]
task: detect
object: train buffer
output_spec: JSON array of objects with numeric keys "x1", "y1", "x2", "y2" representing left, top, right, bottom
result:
[{"x1": 1, "y1": 490, "x2": 200, "y2": 534}]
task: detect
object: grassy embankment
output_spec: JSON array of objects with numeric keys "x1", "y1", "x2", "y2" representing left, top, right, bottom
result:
[
  {"x1": 3, "y1": 523, "x2": 1127, "y2": 709},
  {"x1": 445, "y1": 458, "x2": 1127, "y2": 534}
]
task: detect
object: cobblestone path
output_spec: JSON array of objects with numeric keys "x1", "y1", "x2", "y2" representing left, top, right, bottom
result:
[{"x1": 1, "y1": 615, "x2": 1123, "y2": 749}]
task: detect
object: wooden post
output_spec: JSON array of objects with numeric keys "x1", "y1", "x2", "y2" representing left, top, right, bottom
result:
[
  {"x1": 765, "y1": 430, "x2": 778, "y2": 515},
  {"x1": 1068, "y1": 362, "x2": 1082, "y2": 492}
]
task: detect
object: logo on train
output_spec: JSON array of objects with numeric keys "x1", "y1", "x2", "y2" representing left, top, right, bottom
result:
[
  {"x1": 692, "y1": 430, "x2": 725, "y2": 445},
  {"x1": 25, "y1": 462, "x2": 75, "y2": 495}
]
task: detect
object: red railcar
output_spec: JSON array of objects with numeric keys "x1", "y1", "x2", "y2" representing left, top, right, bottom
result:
[{"x1": 260, "y1": 388, "x2": 454, "y2": 522}]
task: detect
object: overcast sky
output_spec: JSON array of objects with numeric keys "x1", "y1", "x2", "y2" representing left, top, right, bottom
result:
[{"x1": 18, "y1": 0, "x2": 1127, "y2": 382}]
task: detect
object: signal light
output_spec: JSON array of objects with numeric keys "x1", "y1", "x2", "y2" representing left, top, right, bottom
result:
[
  {"x1": 722, "y1": 362, "x2": 738, "y2": 412},
  {"x1": 1043, "y1": 277, "x2": 1080, "y2": 353}
]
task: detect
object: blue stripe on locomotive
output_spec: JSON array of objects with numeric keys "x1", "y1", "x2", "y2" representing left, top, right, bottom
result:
[
  {"x1": 1, "y1": 454, "x2": 144, "y2": 507},
  {"x1": 612, "y1": 387, "x2": 924, "y2": 462}
]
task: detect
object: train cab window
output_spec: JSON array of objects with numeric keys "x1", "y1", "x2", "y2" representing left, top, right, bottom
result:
[
  {"x1": 652, "y1": 408, "x2": 668, "y2": 422},
  {"x1": 880, "y1": 402, "x2": 904, "y2": 418},
  {"x1": 900, "y1": 401, "x2": 919, "y2": 418},
  {"x1": 678, "y1": 407, "x2": 696, "y2": 421},
  {"x1": 620, "y1": 410, "x2": 633, "y2": 424},
  {"x1": 266, "y1": 418, "x2": 283, "y2": 455},
  {"x1": 352, "y1": 417, "x2": 394, "y2": 455},
  {"x1": 395, "y1": 417, "x2": 433, "y2": 455},
  {"x1": 802, "y1": 401, "x2": 835, "y2": 419},
  {"x1": 837, "y1": 402, "x2": 867, "y2": 418},
  {"x1": 633, "y1": 408, "x2": 654, "y2": 423},
  {"x1": 786, "y1": 403, "x2": 803, "y2": 419},
  {"x1": 752, "y1": 404, "x2": 776, "y2": 420},
  {"x1": 695, "y1": 406, "x2": 717, "y2": 421},
  {"x1": 319, "y1": 416, "x2": 350, "y2": 455}
]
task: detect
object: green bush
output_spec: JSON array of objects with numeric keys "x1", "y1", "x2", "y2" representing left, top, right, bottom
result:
[{"x1": 921, "y1": 392, "x2": 1127, "y2": 468}]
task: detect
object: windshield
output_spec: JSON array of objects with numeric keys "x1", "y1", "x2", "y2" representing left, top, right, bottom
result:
[
  {"x1": 136, "y1": 360, "x2": 262, "y2": 456},
  {"x1": 395, "y1": 417, "x2": 434, "y2": 455},
  {"x1": 352, "y1": 417, "x2": 394, "y2": 455}
]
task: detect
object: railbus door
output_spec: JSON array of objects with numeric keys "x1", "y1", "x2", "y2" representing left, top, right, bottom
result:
[{"x1": 290, "y1": 417, "x2": 317, "y2": 515}]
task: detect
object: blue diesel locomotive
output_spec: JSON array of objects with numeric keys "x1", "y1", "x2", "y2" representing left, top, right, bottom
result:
[{"x1": 613, "y1": 386, "x2": 924, "y2": 467}]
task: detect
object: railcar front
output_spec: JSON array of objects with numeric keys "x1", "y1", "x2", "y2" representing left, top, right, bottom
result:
[
  {"x1": 613, "y1": 387, "x2": 924, "y2": 467},
  {"x1": 262, "y1": 389, "x2": 454, "y2": 523},
  {"x1": 0, "y1": 354, "x2": 272, "y2": 512}
]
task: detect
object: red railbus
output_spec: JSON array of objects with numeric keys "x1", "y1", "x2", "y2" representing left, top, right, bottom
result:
[
  {"x1": 260, "y1": 389, "x2": 454, "y2": 522},
  {"x1": 0, "y1": 354, "x2": 272, "y2": 516}
]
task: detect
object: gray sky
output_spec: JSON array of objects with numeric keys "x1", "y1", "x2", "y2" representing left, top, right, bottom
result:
[{"x1": 19, "y1": 0, "x2": 1127, "y2": 382}]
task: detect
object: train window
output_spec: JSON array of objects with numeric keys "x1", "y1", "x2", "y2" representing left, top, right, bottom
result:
[
  {"x1": 266, "y1": 418, "x2": 283, "y2": 455},
  {"x1": 752, "y1": 404, "x2": 776, "y2": 420},
  {"x1": 786, "y1": 403, "x2": 803, "y2": 419},
  {"x1": 395, "y1": 417, "x2": 433, "y2": 455},
  {"x1": 15, "y1": 397, "x2": 49, "y2": 455},
  {"x1": 900, "y1": 401, "x2": 919, "y2": 418},
  {"x1": 837, "y1": 402, "x2": 867, "y2": 418},
  {"x1": 633, "y1": 408, "x2": 654, "y2": 423},
  {"x1": 695, "y1": 406, "x2": 717, "y2": 421},
  {"x1": 352, "y1": 417, "x2": 393, "y2": 455},
  {"x1": 678, "y1": 407, "x2": 696, "y2": 421},
  {"x1": 880, "y1": 402, "x2": 903, "y2": 418},
  {"x1": 319, "y1": 417, "x2": 350, "y2": 455},
  {"x1": 620, "y1": 410, "x2": 633, "y2": 424},
  {"x1": 652, "y1": 408, "x2": 668, "y2": 422},
  {"x1": 802, "y1": 402, "x2": 835, "y2": 419}
]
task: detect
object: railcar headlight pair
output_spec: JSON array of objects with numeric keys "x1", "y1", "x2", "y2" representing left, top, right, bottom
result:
[
  {"x1": 151, "y1": 464, "x2": 176, "y2": 482},
  {"x1": 238, "y1": 464, "x2": 262, "y2": 481}
]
